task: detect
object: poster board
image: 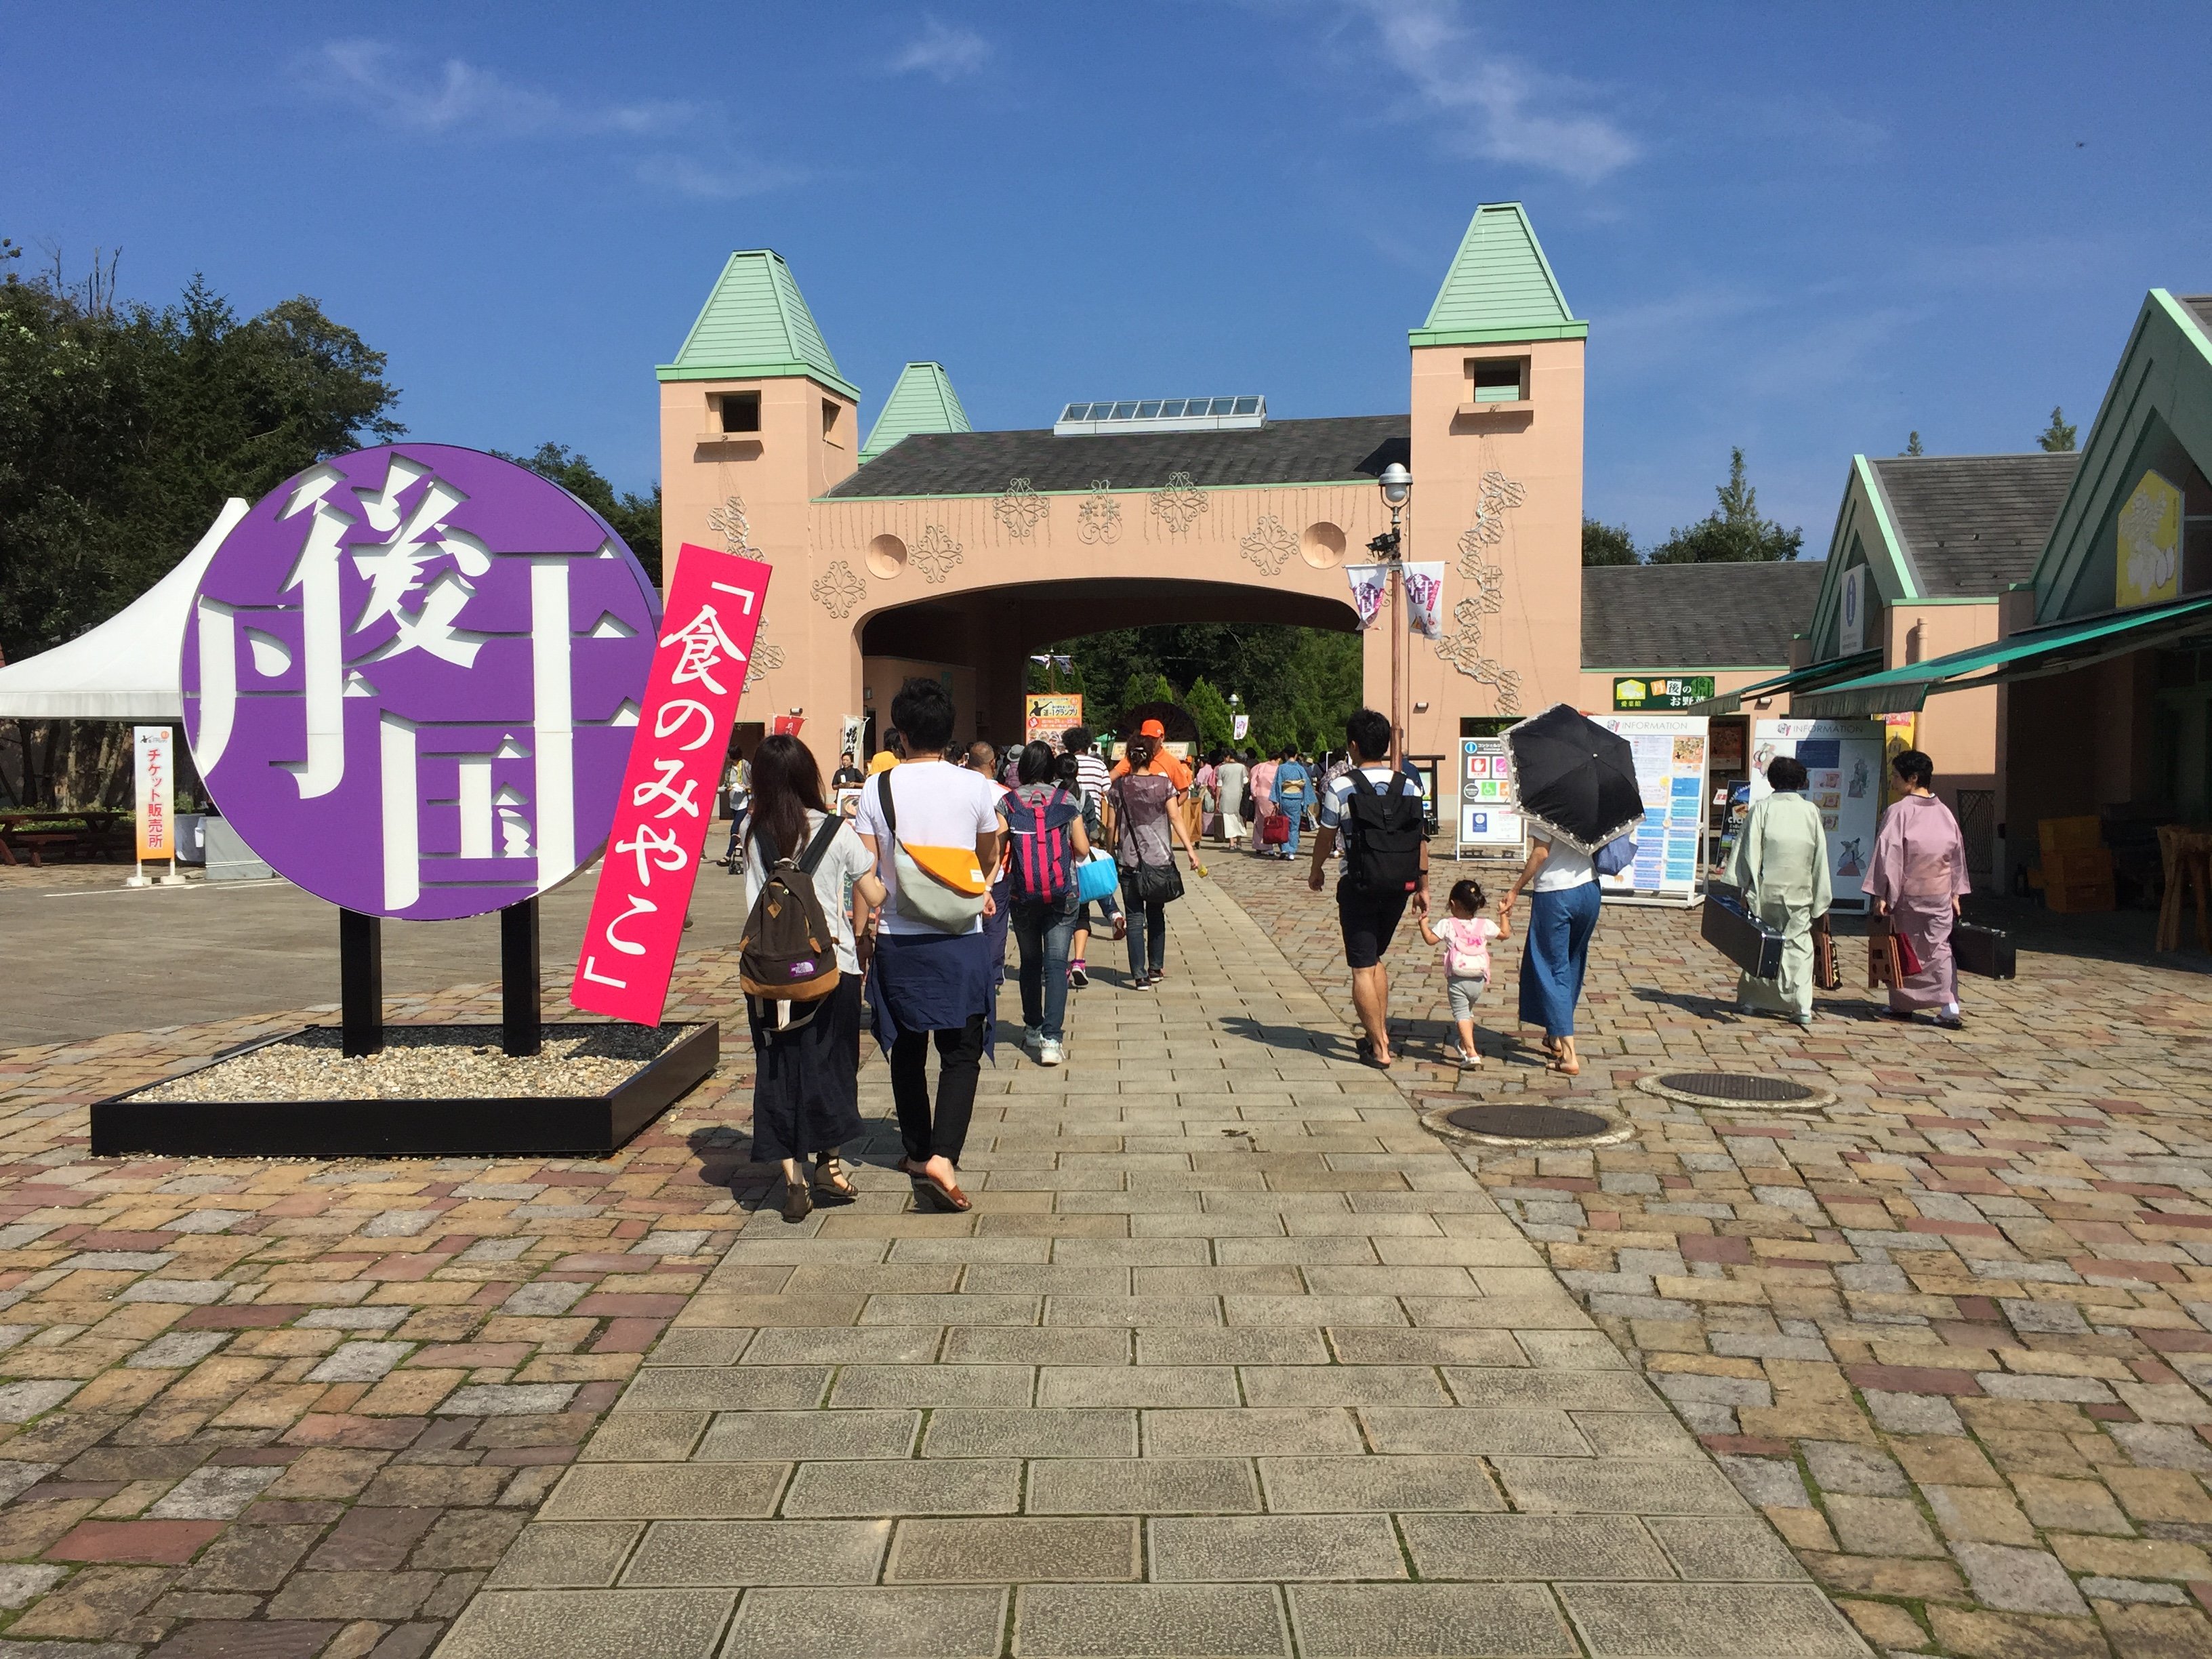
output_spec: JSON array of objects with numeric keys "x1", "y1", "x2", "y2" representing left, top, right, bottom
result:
[
  {"x1": 1025, "y1": 693, "x2": 1083, "y2": 747},
  {"x1": 1591, "y1": 714, "x2": 1708, "y2": 905},
  {"x1": 1456, "y1": 736, "x2": 1524, "y2": 857},
  {"x1": 1750, "y1": 717, "x2": 1886, "y2": 911}
]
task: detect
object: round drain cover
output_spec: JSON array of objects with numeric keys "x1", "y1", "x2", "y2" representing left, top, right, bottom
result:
[
  {"x1": 1444, "y1": 1103, "x2": 1614, "y2": 1141},
  {"x1": 1656, "y1": 1071, "x2": 1818, "y2": 1103}
]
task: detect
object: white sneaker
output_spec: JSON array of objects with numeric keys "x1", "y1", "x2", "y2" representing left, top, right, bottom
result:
[{"x1": 1036, "y1": 1039, "x2": 1063, "y2": 1067}]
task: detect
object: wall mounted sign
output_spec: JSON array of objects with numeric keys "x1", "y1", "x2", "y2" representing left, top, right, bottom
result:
[
  {"x1": 571, "y1": 544, "x2": 770, "y2": 1025},
  {"x1": 1025, "y1": 693, "x2": 1083, "y2": 747},
  {"x1": 2116, "y1": 469, "x2": 2182, "y2": 609},
  {"x1": 182, "y1": 445, "x2": 661, "y2": 920},
  {"x1": 1839, "y1": 564, "x2": 1868, "y2": 654},
  {"x1": 1612, "y1": 675, "x2": 1714, "y2": 711}
]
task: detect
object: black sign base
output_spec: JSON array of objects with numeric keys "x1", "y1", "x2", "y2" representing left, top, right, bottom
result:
[{"x1": 89, "y1": 1021, "x2": 718, "y2": 1160}]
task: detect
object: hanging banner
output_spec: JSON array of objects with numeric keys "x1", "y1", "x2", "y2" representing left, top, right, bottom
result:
[
  {"x1": 571, "y1": 544, "x2": 771, "y2": 1024},
  {"x1": 1402, "y1": 562, "x2": 1446, "y2": 640},
  {"x1": 1345, "y1": 564, "x2": 1387, "y2": 630},
  {"x1": 1025, "y1": 692, "x2": 1084, "y2": 746},
  {"x1": 1751, "y1": 716, "x2": 1886, "y2": 910},
  {"x1": 134, "y1": 726, "x2": 175, "y2": 861},
  {"x1": 1591, "y1": 714, "x2": 1708, "y2": 905},
  {"x1": 1232, "y1": 713, "x2": 1250, "y2": 741}
]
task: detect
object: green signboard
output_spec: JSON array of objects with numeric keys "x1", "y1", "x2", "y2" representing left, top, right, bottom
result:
[{"x1": 1613, "y1": 675, "x2": 1715, "y2": 711}]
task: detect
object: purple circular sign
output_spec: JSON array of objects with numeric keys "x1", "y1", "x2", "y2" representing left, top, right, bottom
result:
[{"x1": 182, "y1": 444, "x2": 661, "y2": 920}]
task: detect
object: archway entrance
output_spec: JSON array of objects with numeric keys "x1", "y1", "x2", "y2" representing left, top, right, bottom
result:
[{"x1": 857, "y1": 577, "x2": 1361, "y2": 748}]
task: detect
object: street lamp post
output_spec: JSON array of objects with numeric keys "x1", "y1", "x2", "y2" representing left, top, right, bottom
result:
[{"x1": 1370, "y1": 462, "x2": 1412, "y2": 766}]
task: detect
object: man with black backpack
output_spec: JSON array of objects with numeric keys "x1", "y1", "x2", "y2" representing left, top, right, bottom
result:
[{"x1": 1307, "y1": 708, "x2": 1429, "y2": 1069}]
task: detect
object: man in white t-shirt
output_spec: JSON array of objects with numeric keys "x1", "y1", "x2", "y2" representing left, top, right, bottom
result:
[
  {"x1": 1308, "y1": 708, "x2": 1429, "y2": 1069},
  {"x1": 853, "y1": 678, "x2": 1007, "y2": 1215}
]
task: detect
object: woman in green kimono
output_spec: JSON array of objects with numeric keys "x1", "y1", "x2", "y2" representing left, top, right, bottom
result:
[{"x1": 1727, "y1": 754, "x2": 1832, "y2": 1027}]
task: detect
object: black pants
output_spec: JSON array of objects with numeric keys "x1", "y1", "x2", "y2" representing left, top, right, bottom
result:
[
  {"x1": 889, "y1": 1012, "x2": 987, "y2": 1166},
  {"x1": 1124, "y1": 898, "x2": 1168, "y2": 978}
]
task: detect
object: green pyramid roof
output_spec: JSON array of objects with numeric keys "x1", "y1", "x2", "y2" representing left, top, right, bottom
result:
[
  {"x1": 1410, "y1": 203, "x2": 1586, "y2": 347},
  {"x1": 657, "y1": 249, "x2": 859, "y2": 399},
  {"x1": 860, "y1": 362, "x2": 973, "y2": 462}
]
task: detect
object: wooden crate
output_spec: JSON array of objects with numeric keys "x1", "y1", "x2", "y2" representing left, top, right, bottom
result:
[
  {"x1": 2039, "y1": 815, "x2": 2103, "y2": 855},
  {"x1": 2045, "y1": 880, "x2": 2116, "y2": 914},
  {"x1": 2037, "y1": 847, "x2": 2114, "y2": 888}
]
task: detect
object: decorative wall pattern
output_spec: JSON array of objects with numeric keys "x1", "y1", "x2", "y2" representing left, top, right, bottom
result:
[
  {"x1": 745, "y1": 627, "x2": 786, "y2": 692},
  {"x1": 810, "y1": 560, "x2": 864, "y2": 619},
  {"x1": 1077, "y1": 480, "x2": 1122, "y2": 545},
  {"x1": 1149, "y1": 472, "x2": 1210, "y2": 535},
  {"x1": 912, "y1": 524, "x2": 965, "y2": 585},
  {"x1": 1458, "y1": 469, "x2": 1524, "y2": 562},
  {"x1": 708, "y1": 495, "x2": 758, "y2": 556},
  {"x1": 1238, "y1": 514, "x2": 1296, "y2": 577},
  {"x1": 1435, "y1": 593, "x2": 1523, "y2": 713},
  {"x1": 994, "y1": 478, "x2": 1049, "y2": 540}
]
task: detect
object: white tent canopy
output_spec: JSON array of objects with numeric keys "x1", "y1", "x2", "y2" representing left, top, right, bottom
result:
[{"x1": 0, "y1": 500, "x2": 249, "y2": 721}]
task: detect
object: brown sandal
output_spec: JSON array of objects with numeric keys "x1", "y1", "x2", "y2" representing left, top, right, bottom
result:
[
  {"x1": 901, "y1": 1158, "x2": 971, "y2": 1213},
  {"x1": 813, "y1": 1155, "x2": 858, "y2": 1200}
]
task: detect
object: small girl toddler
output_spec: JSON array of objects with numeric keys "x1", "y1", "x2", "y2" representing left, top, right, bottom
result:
[{"x1": 1419, "y1": 878, "x2": 1506, "y2": 1066}]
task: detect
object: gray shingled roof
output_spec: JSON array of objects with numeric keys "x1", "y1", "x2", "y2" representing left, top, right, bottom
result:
[
  {"x1": 1580, "y1": 561, "x2": 1825, "y2": 669},
  {"x1": 825, "y1": 415, "x2": 1410, "y2": 498},
  {"x1": 1866, "y1": 453, "x2": 2078, "y2": 598}
]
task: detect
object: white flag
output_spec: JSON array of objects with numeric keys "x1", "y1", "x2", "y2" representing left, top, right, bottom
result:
[
  {"x1": 1403, "y1": 562, "x2": 1446, "y2": 639},
  {"x1": 1345, "y1": 564, "x2": 1387, "y2": 630}
]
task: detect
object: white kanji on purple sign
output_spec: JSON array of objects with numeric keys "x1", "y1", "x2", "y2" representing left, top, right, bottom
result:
[{"x1": 182, "y1": 444, "x2": 661, "y2": 921}]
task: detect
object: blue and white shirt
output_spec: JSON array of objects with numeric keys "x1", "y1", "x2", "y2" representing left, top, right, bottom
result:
[{"x1": 1317, "y1": 764, "x2": 1423, "y2": 830}]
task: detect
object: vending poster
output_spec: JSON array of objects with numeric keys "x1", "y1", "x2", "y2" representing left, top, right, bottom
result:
[
  {"x1": 1750, "y1": 717, "x2": 1886, "y2": 910},
  {"x1": 1591, "y1": 714, "x2": 1708, "y2": 905},
  {"x1": 1455, "y1": 737, "x2": 1524, "y2": 855}
]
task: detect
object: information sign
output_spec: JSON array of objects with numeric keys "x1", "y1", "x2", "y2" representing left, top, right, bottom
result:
[
  {"x1": 1024, "y1": 693, "x2": 1083, "y2": 747},
  {"x1": 1591, "y1": 714, "x2": 1708, "y2": 904},
  {"x1": 1750, "y1": 717, "x2": 1887, "y2": 910},
  {"x1": 1455, "y1": 737, "x2": 1523, "y2": 856},
  {"x1": 1613, "y1": 676, "x2": 1715, "y2": 712}
]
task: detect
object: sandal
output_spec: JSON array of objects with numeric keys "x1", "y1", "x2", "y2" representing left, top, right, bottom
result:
[
  {"x1": 1355, "y1": 1036, "x2": 1394, "y2": 1070},
  {"x1": 900, "y1": 1158, "x2": 972, "y2": 1214},
  {"x1": 780, "y1": 1177, "x2": 813, "y2": 1224},
  {"x1": 813, "y1": 1155, "x2": 858, "y2": 1200},
  {"x1": 1549, "y1": 1041, "x2": 1581, "y2": 1076}
]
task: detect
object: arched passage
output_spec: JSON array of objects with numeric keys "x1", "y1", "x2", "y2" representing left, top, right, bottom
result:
[{"x1": 857, "y1": 577, "x2": 1360, "y2": 746}]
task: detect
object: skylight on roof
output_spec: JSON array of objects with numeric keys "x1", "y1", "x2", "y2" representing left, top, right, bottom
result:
[{"x1": 1053, "y1": 396, "x2": 1266, "y2": 436}]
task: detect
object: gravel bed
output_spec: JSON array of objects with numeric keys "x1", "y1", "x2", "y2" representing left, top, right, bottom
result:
[{"x1": 133, "y1": 1023, "x2": 697, "y2": 1103}]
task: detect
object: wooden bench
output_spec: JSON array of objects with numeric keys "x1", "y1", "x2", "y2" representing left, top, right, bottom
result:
[{"x1": 0, "y1": 830, "x2": 86, "y2": 867}]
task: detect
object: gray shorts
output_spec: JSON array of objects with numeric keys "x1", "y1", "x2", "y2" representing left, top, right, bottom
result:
[{"x1": 1446, "y1": 975, "x2": 1490, "y2": 1021}]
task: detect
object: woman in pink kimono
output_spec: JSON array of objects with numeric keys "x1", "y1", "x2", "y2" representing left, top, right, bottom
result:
[
  {"x1": 1864, "y1": 750, "x2": 1971, "y2": 1029},
  {"x1": 1248, "y1": 753, "x2": 1279, "y2": 855}
]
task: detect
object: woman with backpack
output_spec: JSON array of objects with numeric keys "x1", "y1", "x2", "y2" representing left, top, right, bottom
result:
[
  {"x1": 1005, "y1": 741, "x2": 1093, "y2": 1065},
  {"x1": 1105, "y1": 734, "x2": 1204, "y2": 989},
  {"x1": 737, "y1": 735, "x2": 884, "y2": 1221}
]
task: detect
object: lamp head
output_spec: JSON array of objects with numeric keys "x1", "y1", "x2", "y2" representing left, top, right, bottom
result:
[{"x1": 1378, "y1": 462, "x2": 1412, "y2": 510}]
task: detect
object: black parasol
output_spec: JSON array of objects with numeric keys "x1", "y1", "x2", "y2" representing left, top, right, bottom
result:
[{"x1": 1502, "y1": 703, "x2": 1643, "y2": 856}]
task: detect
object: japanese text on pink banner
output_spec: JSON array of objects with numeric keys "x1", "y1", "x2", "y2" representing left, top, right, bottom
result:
[{"x1": 570, "y1": 544, "x2": 770, "y2": 1024}]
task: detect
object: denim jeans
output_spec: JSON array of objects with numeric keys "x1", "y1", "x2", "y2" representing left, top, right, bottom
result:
[
  {"x1": 1124, "y1": 897, "x2": 1168, "y2": 979},
  {"x1": 1012, "y1": 891, "x2": 1080, "y2": 1040}
]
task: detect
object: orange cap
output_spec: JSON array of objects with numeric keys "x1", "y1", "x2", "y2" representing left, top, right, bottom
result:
[{"x1": 1139, "y1": 719, "x2": 1166, "y2": 737}]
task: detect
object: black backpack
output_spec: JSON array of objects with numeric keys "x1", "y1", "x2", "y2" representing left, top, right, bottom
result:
[
  {"x1": 738, "y1": 814, "x2": 844, "y2": 1004},
  {"x1": 1343, "y1": 769, "x2": 1424, "y2": 894}
]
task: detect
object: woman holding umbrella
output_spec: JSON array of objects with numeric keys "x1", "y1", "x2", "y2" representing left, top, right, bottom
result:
[{"x1": 1496, "y1": 705, "x2": 1643, "y2": 1077}]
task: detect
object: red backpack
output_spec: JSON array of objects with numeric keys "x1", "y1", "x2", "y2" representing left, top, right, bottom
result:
[{"x1": 1004, "y1": 786, "x2": 1075, "y2": 904}]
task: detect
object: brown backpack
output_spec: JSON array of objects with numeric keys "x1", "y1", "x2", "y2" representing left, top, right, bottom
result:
[{"x1": 738, "y1": 815, "x2": 844, "y2": 1005}]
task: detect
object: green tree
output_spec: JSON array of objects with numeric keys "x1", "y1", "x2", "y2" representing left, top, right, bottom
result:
[
  {"x1": 0, "y1": 257, "x2": 403, "y2": 665},
  {"x1": 496, "y1": 443, "x2": 662, "y2": 586},
  {"x1": 2038, "y1": 405, "x2": 2077, "y2": 453},
  {"x1": 1581, "y1": 517, "x2": 1637, "y2": 566},
  {"x1": 1184, "y1": 676, "x2": 1233, "y2": 752},
  {"x1": 1904, "y1": 431, "x2": 1925, "y2": 456},
  {"x1": 1647, "y1": 447, "x2": 1803, "y2": 563}
]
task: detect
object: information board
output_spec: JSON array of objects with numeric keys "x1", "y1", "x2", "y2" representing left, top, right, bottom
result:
[
  {"x1": 1455, "y1": 737, "x2": 1524, "y2": 857},
  {"x1": 1591, "y1": 714, "x2": 1708, "y2": 905},
  {"x1": 1025, "y1": 693, "x2": 1084, "y2": 747},
  {"x1": 1750, "y1": 717, "x2": 1887, "y2": 911}
]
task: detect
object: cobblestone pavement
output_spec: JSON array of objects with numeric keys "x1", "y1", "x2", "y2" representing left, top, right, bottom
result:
[
  {"x1": 1210, "y1": 841, "x2": 2212, "y2": 1658},
  {"x1": 451, "y1": 872, "x2": 1859, "y2": 1659},
  {"x1": 0, "y1": 951, "x2": 762, "y2": 1659}
]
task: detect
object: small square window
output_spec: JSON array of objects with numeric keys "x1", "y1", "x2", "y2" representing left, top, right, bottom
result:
[
  {"x1": 823, "y1": 399, "x2": 842, "y2": 443},
  {"x1": 720, "y1": 392, "x2": 760, "y2": 433},
  {"x1": 1469, "y1": 359, "x2": 1526, "y2": 404}
]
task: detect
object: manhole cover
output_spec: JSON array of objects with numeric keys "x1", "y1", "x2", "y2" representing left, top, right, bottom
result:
[
  {"x1": 1655, "y1": 1071, "x2": 1818, "y2": 1103},
  {"x1": 1443, "y1": 1103, "x2": 1615, "y2": 1141}
]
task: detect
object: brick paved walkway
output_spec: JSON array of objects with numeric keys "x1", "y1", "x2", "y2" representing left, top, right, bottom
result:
[
  {"x1": 1210, "y1": 843, "x2": 2212, "y2": 1659},
  {"x1": 442, "y1": 874, "x2": 1858, "y2": 1659}
]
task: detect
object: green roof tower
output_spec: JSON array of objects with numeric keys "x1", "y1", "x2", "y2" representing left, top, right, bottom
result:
[
  {"x1": 861, "y1": 362, "x2": 973, "y2": 462},
  {"x1": 657, "y1": 249, "x2": 860, "y2": 401},
  {"x1": 1410, "y1": 203, "x2": 1588, "y2": 347}
]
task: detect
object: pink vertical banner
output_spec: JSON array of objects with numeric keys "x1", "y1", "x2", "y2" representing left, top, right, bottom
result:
[{"x1": 570, "y1": 544, "x2": 770, "y2": 1025}]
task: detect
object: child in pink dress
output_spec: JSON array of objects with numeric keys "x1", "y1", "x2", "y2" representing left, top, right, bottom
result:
[{"x1": 1420, "y1": 878, "x2": 1506, "y2": 1066}]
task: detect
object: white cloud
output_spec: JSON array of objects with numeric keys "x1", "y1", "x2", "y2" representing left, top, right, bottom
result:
[
  {"x1": 1352, "y1": 0, "x2": 1635, "y2": 184},
  {"x1": 889, "y1": 17, "x2": 991, "y2": 83},
  {"x1": 306, "y1": 39, "x2": 692, "y2": 139},
  {"x1": 635, "y1": 154, "x2": 807, "y2": 201}
]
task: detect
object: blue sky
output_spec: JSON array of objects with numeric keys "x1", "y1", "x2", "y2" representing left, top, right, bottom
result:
[{"x1": 7, "y1": 3, "x2": 2210, "y2": 552}]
